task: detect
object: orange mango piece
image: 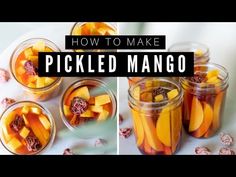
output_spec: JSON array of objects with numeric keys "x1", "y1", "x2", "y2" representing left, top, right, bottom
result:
[
  {"x1": 167, "y1": 89, "x2": 179, "y2": 99},
  {"x1": 171, "y1": 106, "x2": 182, "y2": 152},
  {"x1": 27, "y1": 114, "x2": 48, "y2": 146},
  {"x1": 154, "y1": 94, "x2": 164, "y2": 102},
  {"x1": 97, "y1": 109, "x2": 109, "y2": 121},
  {"x1": 68, "y1": 86, "x2": 90, "y2": 103},
  {"x1": 133, "y1": 86, "x2": 140, "y2": 101},
  {"x1": 213, "y1": 92, "x2": 224, "y2": 131},
  {"x1": 7, "y1": 137, "x2": 22, "y2": 151},
  {"x1": 193, "y1": 102, "x2": 213, "y2": 138},
  {"x1": 95, "y1": 94, "x2": 111, "y2": 106},
  {"x1": 131, "y1": 109, "x2": 144, "y2": 146},
  {"x1": 206, "y1": 69, "x2": 219, "y2": 80},
  {"x1": 156, "y1": 108, "x2": 171, "y2": 147},
  {"x1": 80, "y1": 109, "x2": 95, "y2": 118},
  {"x1": 189, "y1": 96, "x2": 204, "y2": 132},
  {"x1": 39, "y1": 114, "x2": 51, "y2": 130},
  {"x1": 140, "y1": 113, "x2": 164, "y2": 152}
]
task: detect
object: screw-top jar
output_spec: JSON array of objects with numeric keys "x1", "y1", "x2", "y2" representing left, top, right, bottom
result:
[
  {"x1": 128, "y1": 78, "x2": 183, "y2": 155},
  {"x1": 180, "y1": 63, "x2": 229, "y2": 138}
]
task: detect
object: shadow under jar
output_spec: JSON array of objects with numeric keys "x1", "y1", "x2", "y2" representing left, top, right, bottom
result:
[
  {"x1": 180, "y1": 63, "x2": 229, "y2": 138},
  {"x1": 0, "y1": 101, "x2": 56, "y2": 155},
  {"x1": 60, "y1": 79, "x2": 117, "y2": 132},
  {"x1": 128, "y1": 78, "x2": 183, "y2": 155},
  {"x1": 10, "y1": 38, "x2": 62, "y2": 101}
]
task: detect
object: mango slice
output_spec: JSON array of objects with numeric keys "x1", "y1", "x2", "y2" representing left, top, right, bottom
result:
[
  {"x1": 193, "y1": 102, "x2": 213, "y2": 138},
  {"x1": 63, "y1": 105, "x2": 73, "y2": 117},
  {"x1": 189, "y1": 96, "x2": 204, "y2": 132},
  {"x1": 39, "y1": 114, "x2": 51, "y2": 130},
  {"x1": 194, "y1": 49, "x2": 203, "y2": 57},
  {"x1": 19, "y1": 126, "x2": 30, "y2": 139},
  {"x1": 30, "y1": 107, "x2": 42, "y2": 115},
  {"x1": 33, "y1": 41, "x2": 45, "y2": 52},
  {"x1": 171, "y1": 106, "x2": 182, "y2": 152},
  {"x1": 131, "y1": 109, "x2": 144, "y2": 146},
  {"x1": 68, "y1": 86, "x2": 90, "y2": 102},
  {"x1": 156, "y1": 108, "x2": 171, "y2": 147},
  {"x1": 24, "y1": 48, "x2": 33, "y2": 58},
  {"x1": 167, "y1": 89, "x2": 179, "y2": 99},
  {"x1": 22, "y1": 114, "x2": 29, "y2": 126},
  {"x1": 206, "y1": 69, "x2": 219, "y2": 80},
  {"x1": 95, "y1": 94, "x2": 111, "y2": 106},
  {"x1": 213, "y1": 92, "x2": 224, "y2": 131},
  {"x1": 7, "y1": 137, "x2": 22, "y2": 151},
  {"x1": 140, "y1": 92, "x2": 153, "y2": 102},
  {"x1": 154, "y1": 94, "x2": 164, "y2": 102},
  {"x1": 36, "y1": 77, "x2": 45, "y2": 88},
  {"x1": 80, "y1": 109, "x2": 95, "y2": 118},
  {"x1": 140, "y1": 113, "x2": 164, "y2": 152},
  {"x1": 133, "y1": 86, "x2": 140, "y2": 101},
  {"x1": 90, "y1": 105, "x2": 103, "y2": 113},
  {"x1": 22, "y1": 106, "x2": 30, "y2": 114},
  {"x1": 45, "y1": 77, "x2": 55, "y2": 86},
  {"x1": 97, "y1": 110, "x2": 109, "y2": 121}
]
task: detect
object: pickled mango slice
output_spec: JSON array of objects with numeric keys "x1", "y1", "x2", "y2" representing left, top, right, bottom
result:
[{"x1": 189, "y1": 96, "x2": 204, "y2": 132}]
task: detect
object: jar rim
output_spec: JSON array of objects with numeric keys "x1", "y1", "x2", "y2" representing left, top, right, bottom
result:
[
  {"x1": 0, "y1": 100, "x2": 56, "y2": 155},
  {"x1": 60, "y1": 78, "x2": 117, "y2": 132},
  {"x1": 169, "y1": 41, "x2": 209, "y2": 53},
  {"x1": 70, "y1": 22, "x2": 117, "y2": 36},
  {"x1": 128, "y1": 77, "x2": 183, "y2": 110},
  {"x1": 9, "y1": 37, "x2": 62, "y2": 91},
  {"x1": 180, "y1": 62, "x2": 229, "y2": 91}
]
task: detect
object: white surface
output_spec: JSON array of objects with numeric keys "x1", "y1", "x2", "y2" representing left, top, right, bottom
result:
[
  {"x1": 119, "y1": 23, "x2": 236, "y2": 155},
  {"x1": 0, "y1": 23, "x2": 117, "y2": 155}
]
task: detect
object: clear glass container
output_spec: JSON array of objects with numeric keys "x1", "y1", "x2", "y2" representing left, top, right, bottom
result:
[
  {"x1": 60, "y1": 79, "x2": 117, "y2": 132},
  {"x1": 0, "y1": 101, "x2": 56, "y2": 155},
  {"x1": 180, "y1": 63, "x2": 228, "y2": 138},
  {"x1": 128, "y1": 78, "x2": 183, "y2": 155},
  {"x1": 10, "y1": 38, "x2": 62, "y2": 101}
]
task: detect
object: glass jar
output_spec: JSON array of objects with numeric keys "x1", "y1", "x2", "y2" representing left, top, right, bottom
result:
[
  {"x1": 10, "y1": 38, "x2": 62, "y2": 101},
  {"x1": 180, "y1": 63, "x2": 229, "y2": 138},
  {"x1": 70, "y1": 22, "x2": 117, "y2": 52},
  {"x1": 128, "y1": 78, "x2": 183, "y2": 155},
  {"x1": 60, "y1": 79, "x2": 117, "y2": 132},
  {"x1": 168, "y1": 42, "x2": 210, "y2": 63},
  {"x1": 0, "y1": 101, "x2": 56, "y2": 155},
  {"x1": 127, "y1": 77, "x2": 145, "y2": 87}
]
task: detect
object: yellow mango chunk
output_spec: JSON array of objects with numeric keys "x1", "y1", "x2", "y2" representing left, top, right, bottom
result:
[
  {"x1": 131, "y1": 109, "x2": 144, "y2": 146},
  {"x1": 72, "y1": 26, "x2": 81, "y2": 35},
  {"x1": 80, "y1": 109, "x2": 95, "y2": 117},
  {"x1": 90, "y1": 105, "x2": 103, "y2": 113},
  {"x1": 206, "y1": 69, "x2": 219, "y2": 80},
  {"x1": 28, "y1": 55, "x2": 38, "y2": 66},
  {"x1": 97, "y1": 110, "x2": 109, "y2": 121},
  {"x1": 155, "y1": 94, "x2": 164, "y2": 102},
  {"x1": 22, "y1": 114, "x2": 30, "y2": 126},
  {"x1": 7, "y1": 137, "x2": 22, "y2": 151},
  {"x1": 194, "y1": 49, "x2": 203, "y2": 57},
  {"x1": 24, "y1": 48, "x2": 33, "y2": 58},
  {"x1": 156, "y1": 108, "x2": 171, "y2": 147},
  {"x1": 20, "y1": 59, "x2": 27, "y2": 66},
  {"x1": 3, "y1": 111, "x2": 16, "y2": 132},
  {"x1": 167, "y1": 89, "x2": 178, "y2": 99},
  {"x1": 17, "y1": 66, "x2": 26, "y2": 75},
  {"x1": 95, "y1": 94, "x2": 111, "y2": 106},
  {"x1": 97, "y1": 28, "x2": 107, "y2": 35},
  {"x1": 44, "y1": 77, "x2": 55, "y2": 86},
  {"x1": 36, "y1": 77, "x2": 45, "y2": 88},
  {"x1": 63, "y1": 105, "x2": 73, "y2": 117},
  {"x1": 30, "y1": 106, "x2": 42, "y2": 115},
  {"x1": 39, "y1": 115, "x2": 51, "y2": 130},
  {"x1": 33, "y1": 41, "x2": 45, "y2": 52},
  {"x1": 206, "y1": 76, "x2": 221, "y2": 84},
  {"x1": 73, "y1": 86, "x2": 90, "y2": 101},
  {"x1": 27, "y1": 83, "x2": 36, "y2": 88},
  {"x1": 189, "y1": 97, "x2": 204, "y2": 132},
  {"x1": 22, "y1": 106, "x2": 30, "y2": 114},
  {"x1": 19, "y1": 126, "x2": 30, "y2": 139},
  {"x1": 133, "y1": 86, "x2": 140, "y2": 101}
]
